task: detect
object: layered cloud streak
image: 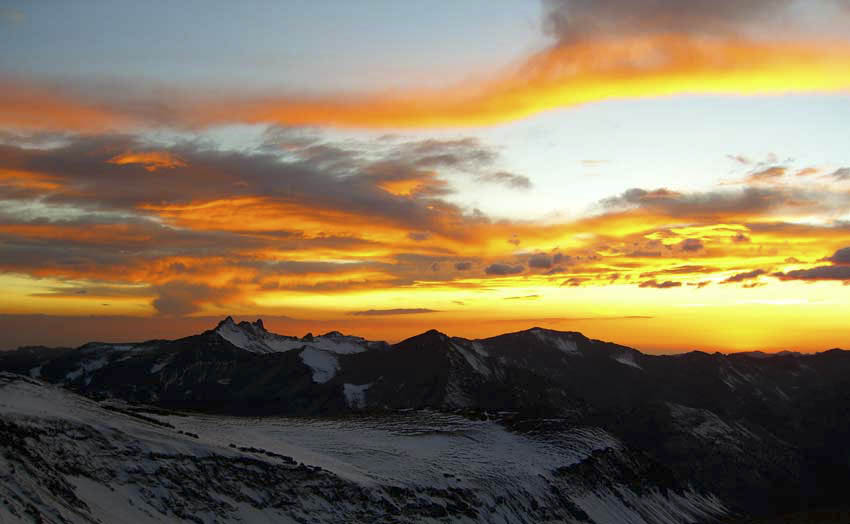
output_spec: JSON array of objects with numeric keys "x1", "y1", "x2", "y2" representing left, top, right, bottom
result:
[{"x1": 3, "y1": 1, "x2": 850, "y2": 132}]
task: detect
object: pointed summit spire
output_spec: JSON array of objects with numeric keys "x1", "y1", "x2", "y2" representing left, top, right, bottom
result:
[{"x1": 216, "y1": 316, "x2": 236, "y2": 330}]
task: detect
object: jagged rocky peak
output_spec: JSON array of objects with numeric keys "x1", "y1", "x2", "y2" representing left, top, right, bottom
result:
[
  {"x1": 216, "y1": 315, "x2": 237, "y2": 329},
  {"x1": 211, "y1": 317, "x2": 378, "y2": 356},
  {"x1": 213, "y1": 316, "x2": 303, "y2": 354},
  {"x1": 215, "y1": 316, "x2": 267, "y2": 335},
  {"x1": 236, "y1": 318, "x2": 266, "y2": 333}
]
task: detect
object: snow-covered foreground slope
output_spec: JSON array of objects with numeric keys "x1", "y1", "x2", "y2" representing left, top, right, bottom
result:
[{"x1": 0, "y1": 373, "x2": 726, "y2": 524}]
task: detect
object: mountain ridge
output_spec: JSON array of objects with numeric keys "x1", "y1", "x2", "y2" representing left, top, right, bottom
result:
[
  {"x1": 5, "y1": 317, "x2": 844, "y2": 357},
  {"x1": 2, "y1": 317, "x2": 850, "y2": 521}
]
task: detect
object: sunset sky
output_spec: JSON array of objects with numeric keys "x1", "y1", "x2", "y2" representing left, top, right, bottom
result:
[{"x1": 2, "y1": 0, "x2": 850, "y2": 352}]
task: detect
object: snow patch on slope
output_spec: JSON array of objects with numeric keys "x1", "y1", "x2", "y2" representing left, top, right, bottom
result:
[
  {"x1": 65, "y1": 355, "x2": 109, "y2": 382},
  {"x1": 309, "y1": 333, "x2": 370, "y2": 355},
  {"x1": 150, "y1": 357, "x2": 172, "y2": 374},
  {"x1": 0, "y1": 373, "x2": 729, "y2": 524},
  {"x1": 216, "y1": 318, "x2": 372, "y2": 355},
  {"x1": 667, "y1": 402, "x2": 761, "y2": 446},
  {"x1": 300, "y1": 348, "x2": 339, "y2": 383},
  {"x1": 215, "y1": 317, "x2": 303, "y2": 354},
  {"x1": 613, "y1": 351, "x2": 642, "y2": 370},
  {"x1": 531, "y1": 328, "x2": 580, "y2": 356}
]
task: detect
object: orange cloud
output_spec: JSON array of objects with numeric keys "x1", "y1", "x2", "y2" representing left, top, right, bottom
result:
[
  {"x1": 2, "y1": 132, "x2": 849, "y2": 351},
  {"x1": 3, "y1": 36, "x2": 850, "y2": 132},
  {"x1": 181, "y1": 36, "x2": 850, "y2": 129},
  {"x1": 0, "y1": 80, "x2": 130, "y2": 132},
  {"x1": 108, "y1": 151, "x2": 187, "y2": 171},
  {"x1": 0, "y1": 169, "x2": 63, "y2": 191}
]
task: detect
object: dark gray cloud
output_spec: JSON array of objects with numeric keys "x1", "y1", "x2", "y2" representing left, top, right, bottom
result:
[
  {"x1": 350, "y1": 308, "x2": 439, "y2": 316},
  {"x1": 151, "y1": 281, "x2": 231, "y2": 317},
  {"x1": 828, "y1": 247, "x2": 850, "y2": 265},
  {"x1": 775, "y1": 266, "x2": 850, "y2": 281},
  {"x1": 599, "y1": 186, "x2": 845, "y2": 219},
  {"x1": 831, "y1": 167, "x2": 850, "y2": 181},
  {"x1": 553, "y1": 252, "x2": 572, "y2": 265},
  {"x1": 721, "y1": 269, "x2": 766, "y2": 284},
  {"x1": 407, "y1": 231, "x2": 431, "y2": 241},
  {"x1": 374, "y1": 137, "x2": 533, "y2": 190},
  {"x1": 774, "y1": 246, "x2": 850, "y2": 281},
  {"x1": 396, "y1": 137, "x2": 496, "y2": 171},
  {"x1": 679, "y1": 238, "x2": 704, "y2": 252},
  {"x1": 638, "y1": 279, "x2": 682, "y2": 289},
  {"x1": 745, "y1": 221, "x2": 850, "y2": 237},
  {"x1": 528, "y1": 253, "x2": 553, "y2": 269},
  {"x1": 773, "y1": 246, "x2": 850, "y2": 282},
  {"x1": 561, "y1": 277, "x2": 588, "y2": 287},
  {"x1": 544, "y1": 0, "x2": 796, "y2": 44},
  {"x1": 485, "y1": 263, "x2": 524, "y2": 276},
  {"x1": 0, "y1": 132, "x2": 536, "y2": 289},
  {"x1": 454, "y1": 261, "x2": 473, "y2": 271},
  {"x1": 0, "y1": 134, "x2": 523, "y2": 240}
]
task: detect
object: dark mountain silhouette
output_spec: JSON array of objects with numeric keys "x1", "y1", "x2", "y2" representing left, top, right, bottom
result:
[{"x1": 2, "y1": 317, "x2": 849, "y2": 522}]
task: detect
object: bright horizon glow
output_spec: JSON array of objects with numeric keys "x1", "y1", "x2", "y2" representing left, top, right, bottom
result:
[{"x1": 2, "y1": 1, "x2": 850, "y2": 353}]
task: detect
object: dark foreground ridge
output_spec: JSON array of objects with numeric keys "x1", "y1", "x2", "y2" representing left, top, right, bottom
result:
[{"x1": 1, "y1": 318, "x2": 849, "y2": 523}]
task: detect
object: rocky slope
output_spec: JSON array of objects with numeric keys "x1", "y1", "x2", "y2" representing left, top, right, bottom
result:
[
  {"x1": 2, "y1": 318, "x2": 849, "y2": 521},
  {"x1": 0, "y1": 373, "x2": 727, "y2": 523}
]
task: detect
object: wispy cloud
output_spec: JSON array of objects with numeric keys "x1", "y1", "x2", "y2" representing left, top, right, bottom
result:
[
  {"x1": 2, "y1": 129, "x2": 849, "y2": 319},
  {"x1": 773, "y1": 247, "x2": 850, "y2": 282},
  {"x1": 639, "y1": 280, "x2": 682, "y2": 289},
  {"x1": 504, "y1": 294, "x2": 541, "y2": 300},
  {"x1": 721, "y1": 269, "x2": 766, "y2": 284}
]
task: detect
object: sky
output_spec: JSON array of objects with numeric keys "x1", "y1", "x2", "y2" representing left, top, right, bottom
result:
[{"x1": 1, "y1": 0, "x2": 850, "y2": 352}]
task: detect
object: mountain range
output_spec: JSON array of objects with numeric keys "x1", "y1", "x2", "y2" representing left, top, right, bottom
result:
[{"x1": 1, "y1": 318, "x2": 849, "y2": 523}]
